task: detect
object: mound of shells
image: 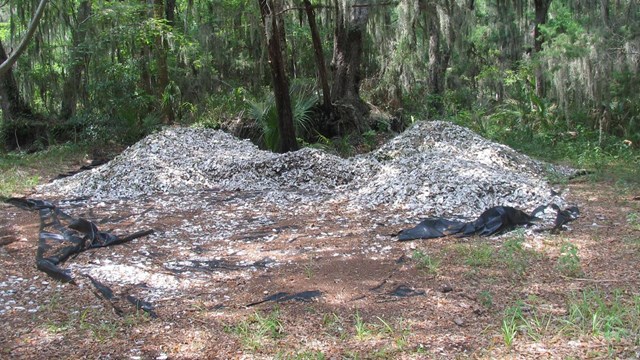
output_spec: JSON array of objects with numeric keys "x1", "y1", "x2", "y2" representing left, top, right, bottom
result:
[
  {"x1": 347, "y1": 121, "x2": 567, "y2": 217},
  {"x1": 38, "y1": 121, "x2": 569, "y2": 218}
]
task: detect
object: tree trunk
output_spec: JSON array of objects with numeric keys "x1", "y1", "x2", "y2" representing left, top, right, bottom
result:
[
  {"x1": 426, "y1": 1, "x2": 444, "y2": 116},
  {"x1": 303, "y1": 0, "x2": 331, "y2": 109},
  {"x1": 533, "y1": 0, "x2": 552, "y2": 98},
  {"x1": 600, "y1": 0, "x2": 609, "y2": 28},
  {"x1": 0, "y1": 39, "x2": 49, "y2": 150},
  {"x1": 165, "y1": 0, "x2": 176, "y2": 27},
  {"x1": 258, "y1": 0, "x2": 299, "y2": 153},
  {"x1": 154, "y1": 0, "x2": 174, "y2": 124},
  {"x1": 330, "y1": 0, "x2": 370, "y2": 135},
  {"x1": 0, "y1": 39, "x2": 34, "y2": 122},
  {"x1": 61, "y1": 0, "x2": 91, "y2": 121},
  {"x1": 0, "y1": 0, "x2": 48, "y2": 78}
]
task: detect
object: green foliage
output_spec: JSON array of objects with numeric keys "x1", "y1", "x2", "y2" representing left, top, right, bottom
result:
[
  {"x1": 0, "y1": 143, "x2": 87, "y2": 197},
  {"x1": 321, "y1": 312, "x2": 347, "y2": 339},
  {"x1": 411, "y1": 250, "x2": 440, "y2": 275},
  {"x1": 501, "y1": 306, "x2": 519, "y2": 348},
  {"x1": 498, "y1": 230, "x2": 535, "y2": 276},
  {"x1": 478, "y1": 290, "x2": 494, "y2": 309},
  {"x1": 247, "y1": 83, "x2": 318, "y2": 151},
  {"x1": 193, "y1": 87, "x2": 248, "y2": 130},
  {"x1": 564, "y1": 288, "x2": 639, "y2": 341},
  {"x1": 353, "y1": 310, "x2": 371, "y2": 340},
  {"x1": 557, "y1": 242, "x2": 584, "y2": 278},
  {"x1": 627, "y1": 212, "x2": 640, "y2": 231},
  {"x1": 225, "y1": 308, "x2": 284, "y2": 350},
  {"x1": 463, "y1": 243, "x2": 494, "y2": 268}
]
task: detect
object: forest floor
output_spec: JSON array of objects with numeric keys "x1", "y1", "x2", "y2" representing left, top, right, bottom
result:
[{"x1": 0, "y1": 158, "x2": 639, "y2": 359}]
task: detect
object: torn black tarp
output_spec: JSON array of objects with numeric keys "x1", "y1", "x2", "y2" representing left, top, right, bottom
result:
[
  {"x1": 246, "y1": 290, "x2": 322, "y2": 307},
  {"x1": 398, "y1": 205, "x2": 579, "y2": 241},
  {"x1": 6, "y1": 197, "x2": 154, "y2": 283}
]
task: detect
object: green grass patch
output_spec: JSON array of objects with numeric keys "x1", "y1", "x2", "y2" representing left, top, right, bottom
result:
[
  {"x1": 225, "y1": 308, "x2": 284, "y2": 351},
  {"x1": 557, "y1": 242, "x2": 584, "y2": 278},
  {"x1": 498, "y1": 289, "x2": 640, "y2": 352},
  {"x1": 274, "y1": 350, "x2": 326, "y2": 360},
  {"x1": 498, "y1": 230, "x2": 539, "y2": 276},
  {"x1": 0, "y1": 143, "x2": 87, "y2": 198},
  {"x1": 462, "y1": 243, "x2": 494, "y2": 268},
  {"x1": 411, "y1": 250, "x2": 440, "y2": 275},
  {"x1": 627, "y1": 212, "x2": 640, "y2": 231},
  {"x1": 564, "y1": 288, "x2": 640, "y2": 341}
]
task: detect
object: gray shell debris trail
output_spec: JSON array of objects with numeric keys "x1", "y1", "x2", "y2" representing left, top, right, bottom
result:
[{"x1": 38, "y1": 121, "x2": 569, "y2": 219}]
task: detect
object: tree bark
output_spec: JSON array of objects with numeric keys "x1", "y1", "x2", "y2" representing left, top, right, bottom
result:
[
  {"x1": 426, "y1": 1, "x2": 444, "y2": 116},
  {"x1": 330, "y1": 0, "x2": 370, "y2": 134},
  {"x1": 303, "y1": 0, "x2": 331, "y2": 109},
  {"x1": 0, "y1": 0, "x2": 48, "y2": 78},
  {"x1": 258, "y1": 0, "x2": 299, "y2": 153},
  {"x1": 165, "y1": 0, "x2": 176, "y2": 27},
  {"x1": 0, "y1": 39, "x2": 34, "y2": 121},
  {"x1": 154, "y1": 0, "x2": 175, "y2": 124},
  {"x1": 61, "y1": 0, "x2": 91, "y2": 120},
  {"x1": 533, "y1": 0, "x2": 552, "y2": 98}
]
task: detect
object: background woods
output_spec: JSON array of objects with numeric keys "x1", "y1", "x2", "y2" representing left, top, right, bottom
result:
[{"x1": 0, "y1": 0, "x2": 638, "y2": 152}]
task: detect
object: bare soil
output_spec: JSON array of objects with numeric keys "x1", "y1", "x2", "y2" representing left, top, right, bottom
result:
[{"x1": 1, "y1": 168, "x2": 639, "y2": 359}]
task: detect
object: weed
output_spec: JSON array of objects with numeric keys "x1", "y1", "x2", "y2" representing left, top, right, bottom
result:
[
  {"x1": 563, "y1": 288, "x2": 636, "y2": 341},
  {"x1": 362, "y1": 129, "x2": 378, "y2": 151},
  {"x1": 91, "y1": 320, "x2": 119, "y2": 342},
  {"x1": 518, "y1": 310, "x2": 554, "y2": 342},
  {"x1": 412, "y1": 250, "x2": 440, "y2": 274},
  {"x1": 322, "y1": 312, "x2": 346, "y2": 339},
  {"x1": 304, "y1": 257, "x2": 316, "y2": 279},
  {"x1": 557, "y1": 242, "x2": 584, "y2": 277},
  {"x1": 627, "y1": 212, "x2": 640, "y2": 231},
  {"x1": 226, "y1": 308, "x2": 284, "y2": 350},
  {"x1": 478, "y1": 290, "x2": 494, "y2": 309},
  {"x1": 464, "y1": 243, "x2": 494, "y2": 268},
  {"x1": 501, "y1": 306, "x2": 520, "y2": 348},
  {"x1": 275, "y1": 350, "x2": 326, "y2": 360},
  {"x1": 498, "y1": 230, "x2": 536, "y2": 276},
  {"x1": 353, "y1": 310, "x2": 371, "y2": 340},
  {"x1": 0, "y1": 143, "x2": 87, "y2": 197}
]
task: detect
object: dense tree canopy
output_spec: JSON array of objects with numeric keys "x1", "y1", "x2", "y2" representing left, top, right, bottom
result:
[{"x1": 0, "y1": 0, "x2": 638, "y2": 151}]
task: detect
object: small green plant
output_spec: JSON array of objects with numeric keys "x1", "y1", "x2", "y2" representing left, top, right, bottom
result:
[
  {"x1": 627, "y1": 212, "x2": 640, "y2": 231},
  {"x1": 276, "y1": 350, "x2": 327, "y2": 360},
  {"x1": 557, "y1": 242, "x2": 584, "y2": 277},
  {"x1": 518, "y1": 310, "x2": 554, "y2": 342},
  {"x1": 322, "y1": 312, "x2": 346, "y2": 339},
  {"x1": 478, "y1": 290, "x2": 494, "y2": 309},
  {"x1": 353, "y1": 310, "x2": 371, "y2": 340},
  {"x1": 0, "y1": 143, "x2": 87, "y2": 197},
  {"x1": 362, "y1": 129, "x2": 378, "y2": 151},
  {"x1": 225, "y1": 308, "x2": 284, "y2": 350},
  {"x1": 303, "y1": 257, "x2": 316, "y2": 279},
  {"x1": 464, "y1": 243, "x2": 494, "y2": 268},
  {"x1": 501, "y1": 306, "x2": 520, "y2": 348},
  {"x1": 412, "y1": 250, "x2": 440, "y2": 274},
  {"x1": 246, "y1": 84, "x2": 317, "y2": 152},
  {"x1": 499, "y1": 230, "x2": 534, "y2": 276},
  {"x1": 564, "y1": 288, "x2": 635, "y2": 341}
]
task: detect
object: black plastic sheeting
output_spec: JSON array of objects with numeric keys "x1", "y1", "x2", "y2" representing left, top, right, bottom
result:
[
  {"x1": 246, "y1": 290, "x2": 322, "y2": 307},
  {"x1": 390, "y1": 285, "x2": 425, "y2": 298},
  {"x1": 6, "y1": 198, "x2": 154, "y2": 283},
  {"x1": 398, "y1": 204, "x2": 579, "y2": 241}
]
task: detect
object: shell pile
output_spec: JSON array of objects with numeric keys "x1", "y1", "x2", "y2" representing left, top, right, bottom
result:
[{"x1": 38, "y1": 121, "x2": 569, "y2": 219}]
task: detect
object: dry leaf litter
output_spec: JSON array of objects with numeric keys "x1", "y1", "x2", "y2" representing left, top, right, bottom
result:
[{"x1": 3, "y1": 121, "x2": 572, "y2": 314}]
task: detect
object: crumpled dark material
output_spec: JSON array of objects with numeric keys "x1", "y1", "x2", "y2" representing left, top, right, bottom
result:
[
  {"x1": 6, "y1": 198, "x2": 154, "y2": 283},
  {"x1": 398, "y1": 205, "x2": 579, "y2": 241}
]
